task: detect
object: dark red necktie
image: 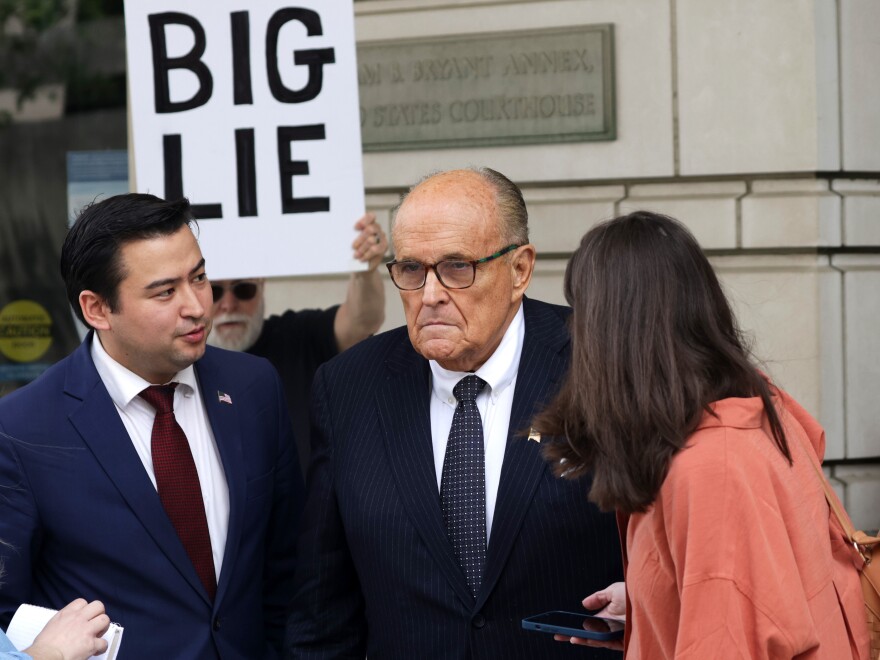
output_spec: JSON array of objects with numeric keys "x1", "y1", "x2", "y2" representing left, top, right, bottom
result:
[{"x1": 139, "y1": 384, "x2": 216, "y2": 600}]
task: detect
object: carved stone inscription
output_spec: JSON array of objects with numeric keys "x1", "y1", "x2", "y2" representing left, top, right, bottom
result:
[{"x1": 357, "y1": 25, "x2": 615, "y2": 151}]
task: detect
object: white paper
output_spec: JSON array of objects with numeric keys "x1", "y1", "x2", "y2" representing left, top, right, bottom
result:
[{"x1": 6, "y1": 604, "x2": 123, "y2": 660}]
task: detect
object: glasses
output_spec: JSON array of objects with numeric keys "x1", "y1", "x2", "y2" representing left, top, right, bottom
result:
[
  {"x1": 386, "y1": 244, "x2": 521, "y2": 291},
  {"x1": 211, "y1": 281, "x2": 259, "y2": 303}
]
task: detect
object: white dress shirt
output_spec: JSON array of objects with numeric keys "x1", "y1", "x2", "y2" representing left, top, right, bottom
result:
[
  {"x1": 429, "y1": 304, "x2": 525, "y2": 543},
  {"x1": 91, "y1": 335, "x2": 229, "y2": 578}
]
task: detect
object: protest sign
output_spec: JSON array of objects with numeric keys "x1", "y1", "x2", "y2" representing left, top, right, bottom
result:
[{"x1": 125, "y1": 0, "x2": 364, "y2": 278}]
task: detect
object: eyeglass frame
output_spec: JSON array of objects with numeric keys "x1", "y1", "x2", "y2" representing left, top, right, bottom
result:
[
  {"x1": 210, "y1": 281, "x2": 260, "y2": 303},
  {"x1": 385, "y1": 243, "x2": 523, "y2": 291}
]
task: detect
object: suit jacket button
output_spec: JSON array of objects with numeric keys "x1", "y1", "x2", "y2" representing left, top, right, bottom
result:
[
  {"x1": 472, "y1": 614, "x2": 486, "y2": 629},
  {"x1": 213, "y1": 616, "x2": 222, "y2": 631}
]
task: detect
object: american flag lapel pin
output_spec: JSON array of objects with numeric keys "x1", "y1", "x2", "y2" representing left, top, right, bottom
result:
[
  {"x1": 527, "y1": 427, "x2": 541, "y2": 443},
  {"x1": 217, "y1": 391, "x2": 233, "y2": 405}
]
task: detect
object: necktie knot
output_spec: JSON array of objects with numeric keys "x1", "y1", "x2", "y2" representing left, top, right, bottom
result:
[
  {"x1": 453, "y1": 375, "x2": 486, "y2": 404},
  {"x1": 139, "y1": 384, "x2": 178, "y2": 414}
]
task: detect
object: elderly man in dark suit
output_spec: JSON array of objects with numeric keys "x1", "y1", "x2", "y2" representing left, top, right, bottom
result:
[
  {"x1": 286, "y1": 167, "x2": 622, "y2": 659},
  {"x1": 0, "y1": 194, "x2": 302, "y2": 659}
]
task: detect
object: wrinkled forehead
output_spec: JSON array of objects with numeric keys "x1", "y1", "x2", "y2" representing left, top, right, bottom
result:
[{"x1": 393, "y1": 173, "x2": 501, "y2": 258}]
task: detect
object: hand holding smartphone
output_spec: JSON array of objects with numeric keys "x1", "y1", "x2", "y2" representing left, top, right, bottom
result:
[{"x1": 522, "y1": 610, "x2": 624, "y2": 641}]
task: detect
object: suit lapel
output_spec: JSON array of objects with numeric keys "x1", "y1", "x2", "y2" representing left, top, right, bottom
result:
[
  {"x1": 194, "y1": 350, "x2": 245, "y2": 606},
  {"x1": 376, "y1": 336, "x2": 475, "y2": 608},
  {"x1": 478, "y1": 299, "x2": 570, "y2": 608},
  {"x1": 65, "y1": 337, "x2": 212, "y2": 605}
]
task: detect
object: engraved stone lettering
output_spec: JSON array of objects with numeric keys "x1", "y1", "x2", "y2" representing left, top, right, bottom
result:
[
  {"x1": 358, "y1": 63, "x2": 381, "y2": 86},
  {"x1": 357, "y1": 25, "x2": 615, "y2": 150}
]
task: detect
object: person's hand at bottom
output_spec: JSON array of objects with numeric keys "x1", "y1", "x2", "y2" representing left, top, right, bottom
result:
[
  {"x1": 23, "y1": 598, "x2": 110, "y2": 660},
  {"x1": 554, "y1": 581, "x2": 626, "y2": 651}
]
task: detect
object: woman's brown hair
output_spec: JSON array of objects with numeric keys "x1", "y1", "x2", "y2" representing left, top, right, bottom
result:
[{"x1": 533, "y1": 211, "x2": 790, "y2": 513}]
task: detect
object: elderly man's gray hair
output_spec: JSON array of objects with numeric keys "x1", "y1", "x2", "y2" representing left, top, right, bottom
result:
[{"x1": 391, "y1": 167, "x2": 529, "y2": 247}]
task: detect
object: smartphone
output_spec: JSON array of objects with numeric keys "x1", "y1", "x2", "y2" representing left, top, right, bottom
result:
[{"x1": 521, "y1": 610, "x2": 625, "y2": 641}]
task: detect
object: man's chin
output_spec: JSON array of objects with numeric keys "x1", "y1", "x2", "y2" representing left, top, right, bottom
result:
[
  {"x1": 207, "y1": 330, "x2": 247, "y2": 352},
  {"x1": 414, "y1": 337, "x2": 461, "y2": 362},
  {"x1": 208, "y1": 313, "x2": 264, "y2": 353}
]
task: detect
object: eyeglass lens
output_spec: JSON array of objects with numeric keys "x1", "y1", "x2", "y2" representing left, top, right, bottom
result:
[
  {"x1": 389, "y1": 261, "x2": 475, "y2": 290},
  {"x1": 211, "y1": 282, "x2": 258, "y2": 303}
]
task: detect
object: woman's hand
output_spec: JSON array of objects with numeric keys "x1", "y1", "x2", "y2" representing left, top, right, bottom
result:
[
  {"x1": 554, "y1": 582, "x2": 626, "y2": 651},
  {"x1": 23, "y1": 599, "x2": 110, "y2": 660},
  {"x1": 583, "y1": 581, "x2": 626, "y2": 620}
]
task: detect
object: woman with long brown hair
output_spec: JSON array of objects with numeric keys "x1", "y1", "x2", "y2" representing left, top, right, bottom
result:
[{"x1": 533, "y1": 211, "x2": 869, "y2": 658}]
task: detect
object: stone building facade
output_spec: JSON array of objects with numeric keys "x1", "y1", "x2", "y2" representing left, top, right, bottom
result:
[{"x1": 266, "y1": 0, "x2": 880, "y2": 529}]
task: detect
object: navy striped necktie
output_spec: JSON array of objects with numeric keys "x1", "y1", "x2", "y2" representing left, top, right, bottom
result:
[{"x1": 440, "y1": 374, "x2": 488, "y2": 597}]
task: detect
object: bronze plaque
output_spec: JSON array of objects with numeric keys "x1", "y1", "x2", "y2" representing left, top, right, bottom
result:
[{"x1": 357, "y1": 25, "x2": 615, "y2": 151}]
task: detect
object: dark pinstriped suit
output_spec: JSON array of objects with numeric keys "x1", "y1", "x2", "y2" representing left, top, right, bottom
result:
[{"x1": 286, "y1": 297, "x2": 622, "y2": 659}]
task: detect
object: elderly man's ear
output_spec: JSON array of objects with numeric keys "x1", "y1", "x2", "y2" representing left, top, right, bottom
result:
[{"x1": 511, "y1": 245, "x2": 536, "y2": 296}]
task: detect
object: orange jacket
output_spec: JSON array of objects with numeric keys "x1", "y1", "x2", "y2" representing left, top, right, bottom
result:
[{"x1": 624, "y1": 391, "x2": 869, "y2": 659}]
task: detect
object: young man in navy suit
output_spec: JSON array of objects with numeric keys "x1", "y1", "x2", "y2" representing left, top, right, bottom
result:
[
  {"x1": 286, "y1": 168, "x2": 622, "y2": 659},
  {"x1": 0, "y1": 194, "x2": 302, "y2": 659}
]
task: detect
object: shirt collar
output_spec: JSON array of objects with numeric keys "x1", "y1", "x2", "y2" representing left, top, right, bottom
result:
[
  {"x1": 430, "y1": 303, "x2": 525, "y2": 406},
  {"x1": 696, "y1": 396, "x2": 765, "y2": 430},
  {"x1": 90, "y1": 333, "x2": 197, "y2": 409}
]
